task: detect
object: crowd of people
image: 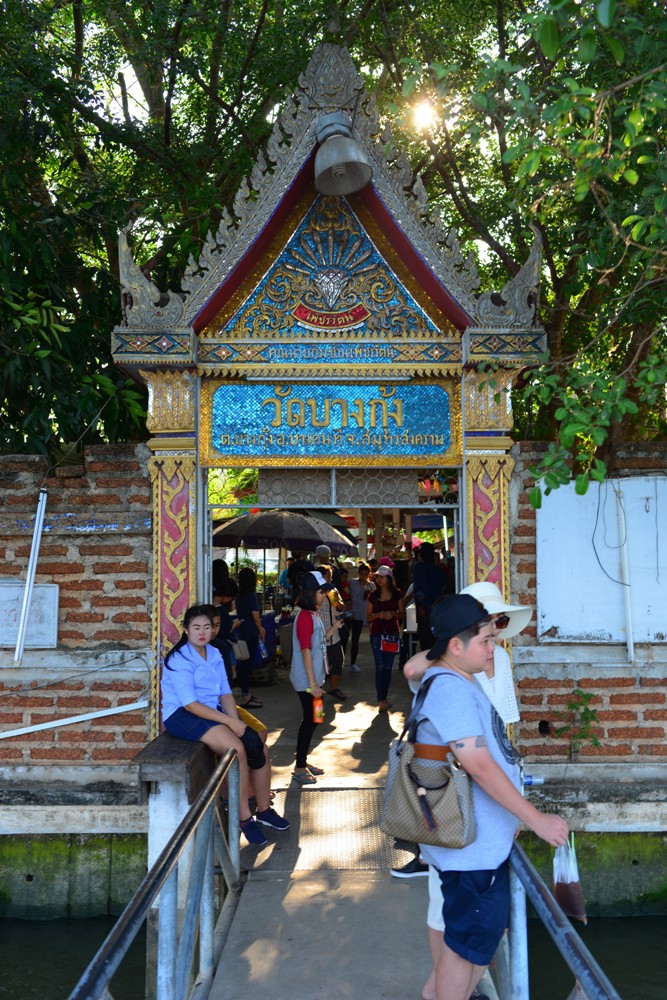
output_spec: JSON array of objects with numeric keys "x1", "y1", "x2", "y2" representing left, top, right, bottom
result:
[{"x1": 159, "y1": 542, "x2": 568, "y2": 1000}]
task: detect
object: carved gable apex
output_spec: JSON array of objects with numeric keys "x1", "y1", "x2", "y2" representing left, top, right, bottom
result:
[
  {"x1": 182, "y1": 44, "x2": 484, "y2": 327},
  {"x1": 112, "y1": 43, "x2": 544, "y2": 370}
]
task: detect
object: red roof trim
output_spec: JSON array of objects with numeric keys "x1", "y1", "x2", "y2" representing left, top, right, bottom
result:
[
  {"x1": 193, "y1": 155, "x2": 474, "y2": 334},
  {"x1": 358, "y1": 185, "x2": 473, "y2": 331},
  {"x1": 192, "y1": 152, "x2": 317, "y2": 333}
]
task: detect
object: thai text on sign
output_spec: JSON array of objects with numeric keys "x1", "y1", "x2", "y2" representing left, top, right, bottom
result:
[{"x1": 205, "y1": 382, "x2": 455, "y2": 466}]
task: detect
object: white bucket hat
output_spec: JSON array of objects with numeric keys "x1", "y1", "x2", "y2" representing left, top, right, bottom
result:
[{"x1": 459, "y1": 581, "x2": 532, "y2": 638}]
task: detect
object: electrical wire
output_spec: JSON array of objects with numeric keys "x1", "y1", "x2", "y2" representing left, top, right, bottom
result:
[
  {"x1": 2, "y1": 654, "x2": 151, "y2": 701},
  {"x1": 591, "y1": 481, "x2": 629, "y2": 586}
]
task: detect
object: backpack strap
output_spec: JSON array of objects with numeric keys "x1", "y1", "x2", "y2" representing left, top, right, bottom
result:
[{"x1": 396, "y1": 671, "x2": 452, "y2": 746}]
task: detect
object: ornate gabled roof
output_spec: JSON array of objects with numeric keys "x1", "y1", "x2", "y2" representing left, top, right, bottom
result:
[{"x1": 112, "y1": 43, "x2": 544, "y2": 371}]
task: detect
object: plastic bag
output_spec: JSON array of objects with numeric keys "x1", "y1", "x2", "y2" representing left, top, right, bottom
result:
[{"x1": 553, "y1": 833, "x2": 587, "y2": 925}]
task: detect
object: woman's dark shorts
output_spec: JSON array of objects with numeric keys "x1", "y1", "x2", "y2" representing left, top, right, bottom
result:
[
  {"x1": 163, "y1": 708, "x2": 267, "y2": 769},
  {"x1": 438, "y1": 861, "x2": 510, "y2": 966},
  {"x1": 163, "y1": 707, "x2": 222, "y2": 741}
]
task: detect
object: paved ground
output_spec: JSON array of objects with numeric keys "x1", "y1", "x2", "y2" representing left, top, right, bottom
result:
[{"x1": 209, "y1": 633, "x2": 499, "y2": 1000}]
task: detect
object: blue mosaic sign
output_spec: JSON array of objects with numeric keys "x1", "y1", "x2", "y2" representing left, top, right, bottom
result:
[{"x1": 202, "y1": 382, "x2": 460, "y2": 467}]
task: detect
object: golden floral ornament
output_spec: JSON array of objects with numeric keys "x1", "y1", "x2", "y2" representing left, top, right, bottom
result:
[{"x1": 141, "y1": 369, "x2": 196, "y2": 434}]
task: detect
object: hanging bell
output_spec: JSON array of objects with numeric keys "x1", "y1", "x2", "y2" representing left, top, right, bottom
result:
[{"x1": 314, "y1": 112, "x2": 372, "y2": 196}]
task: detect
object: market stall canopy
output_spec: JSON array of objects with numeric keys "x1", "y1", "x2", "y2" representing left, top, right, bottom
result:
[
  {"x1": 212, "y1": 510, "x2": 358, "y2": 556},
  {"x1": 411, "y1": 513, "x2": 449, "y2": 531}
]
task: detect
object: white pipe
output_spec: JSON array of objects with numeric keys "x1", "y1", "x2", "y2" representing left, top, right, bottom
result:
[
  {"x1": 14, "y1": 487, "x2": 48, "y2": 665},
  {"x1": 0, "y1": 699, "x2": 148, "y2": 740},
  {"x1": 615, "y1": 487, "x2": 635, "y2": 663},
  {"x1": 459, "y1": 373, "x2": 468, "y2": 585},
  {"x1": 198, "y1": 464, "x2": 209, "y2": 601}
]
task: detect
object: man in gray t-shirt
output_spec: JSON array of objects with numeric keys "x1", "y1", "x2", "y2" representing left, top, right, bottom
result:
[
  {"x1": 416, "y1": 669, "x2": 522, "y2": 874},
  {"x1": 413, "y1": 594, "x2": 568, "y2": 1000}
]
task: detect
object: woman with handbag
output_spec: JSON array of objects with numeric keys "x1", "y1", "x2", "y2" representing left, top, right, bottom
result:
[
  {"x1": 235, "y1": 567, "x2": 265, "y2": 709},
  {"x1": 367, "y1": 564, "x2": 404, "y2": 712},
  {"x1": 161, "y1": 604, "x2": 288, "y2": 847},
  {"x1": 290, "y1": 571, "x2": 330, "y2": 785}
]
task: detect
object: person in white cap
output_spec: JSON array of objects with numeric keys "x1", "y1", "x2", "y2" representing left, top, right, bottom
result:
[
  {"x1": 459, "y1": 581, "x2": 531, "y2": 727},
  {"x1": 315, "y1": 543, "x2": 343, "y2": 590}
]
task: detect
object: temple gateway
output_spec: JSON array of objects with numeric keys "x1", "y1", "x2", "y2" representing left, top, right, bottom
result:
[{"x1": 111, "y1": 44, "x2": 544, "y2": 730}]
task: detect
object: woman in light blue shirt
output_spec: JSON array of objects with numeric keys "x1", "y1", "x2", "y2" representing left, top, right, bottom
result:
[{"x1": 161, "y1": 604, "x2": 288, "y2": 847}]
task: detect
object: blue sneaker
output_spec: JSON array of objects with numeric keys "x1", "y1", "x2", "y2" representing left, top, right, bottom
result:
[
  {"x1": 256, "y1": 807, "x2": 290, "y2": 831},
  {"x1": 240, "y1": 817, "x2": 268, "y2": 846}
]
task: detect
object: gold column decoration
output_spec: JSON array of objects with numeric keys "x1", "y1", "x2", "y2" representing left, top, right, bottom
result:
[
  {"x1": 464, "y1": 368, "x2": 515, "y2": 446},
  {"x1": 148, "y1": 455, "x2": 198, "y2": 736},
  {"x1": 141, "y1": 368, "x2": 196, "y2": 449},
  {"x1": 465, "y1": 453, "x2": 514, "y2": 595}
]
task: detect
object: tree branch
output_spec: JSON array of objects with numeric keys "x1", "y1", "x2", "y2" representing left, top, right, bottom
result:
[
  {"x1": 103, "y1": 4, "x2": 166, "y2": 122},
  {"x1": 164, "y1": 0, "x2": 193, "y2": 147},
  {"x1": 177, "y1": 55, "x2": 259, "y2": 155},
  {"x1": 205, "y1": 1, "x2": 233, "y2": 146},
  {"x1": 428, "y1": 139, "x2": 518, "y2": 274},
  {"x1": 72, "y1": 0, "x2": 83, "y2": 80},
  {"x1": 233, "y1": 0, "x2": 271, "y2": 111}
]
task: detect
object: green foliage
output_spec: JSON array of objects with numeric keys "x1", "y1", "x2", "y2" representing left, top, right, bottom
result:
[
  {"x1": 555, "y1": 687, "x2": 601, "y2": 757},
  {"x1": 209, "y1": 468, "x2": 259, "y2": 509},
  {"x1": 392, "y1": 0, "x2": 666, "y2": 505},
  {"x1": 0, "y1": 0, "x2": 329, "y2": 455},
  {"x1": 0, "y1": 0, "x2": 664, "y2": 479}
]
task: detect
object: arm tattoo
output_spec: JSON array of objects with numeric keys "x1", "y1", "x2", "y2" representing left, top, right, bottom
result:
[
  {"x1": 475, "y1": 735, "x2": 487, "y2": 748},
  {"x1": 454, "y1": 741, "x2": 466, "y2": 748}
]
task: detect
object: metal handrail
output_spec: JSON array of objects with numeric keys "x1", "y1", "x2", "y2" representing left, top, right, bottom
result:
[
  {"x1": 509, "y1": 842, "x2": 623, "y2": 1000},
  {"x1": 68, "y1": 749, "x2": 241, "y2": 1000}
]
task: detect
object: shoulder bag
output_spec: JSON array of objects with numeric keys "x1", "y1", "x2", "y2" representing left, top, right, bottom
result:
[
  {"x1": 380, "y1": 673, "x2": 476, "y2": 848},
  {"x1": 230, "y1": 638, "x2": 250, "y2": 660}
]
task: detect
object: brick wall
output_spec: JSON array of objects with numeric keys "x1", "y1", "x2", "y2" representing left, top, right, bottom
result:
[
  {"x1": 510, "y1": 441, "x2": 667, "y2": 763},
  {"x1": 0, "y1": 444, "x2": 152, "y2": 763}
]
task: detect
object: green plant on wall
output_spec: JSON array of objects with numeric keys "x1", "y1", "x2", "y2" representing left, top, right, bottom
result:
[{"x1": 556, "y1": 688, "x2": 601, "y2": 758}]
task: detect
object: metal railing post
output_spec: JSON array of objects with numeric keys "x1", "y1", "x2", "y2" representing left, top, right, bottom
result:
[
  {"x1": 157, "y1": 865, "x2": 178, "y2": 1000},
  {"x1": 508, "y1": 862, "x2": 530, "y2": 1000},
  {"x1": 227, "y1": 756, "x2": 241, "y2": 882},
  {"x1": 175, "y1": 811, "x2": 213, "y2": 1000},
  {"x1": 199, "y1": 817, "x2": 216, "y2": 981}
]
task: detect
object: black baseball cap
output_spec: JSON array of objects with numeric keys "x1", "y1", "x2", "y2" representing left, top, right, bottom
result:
[
  {"x1": 426, "y1": 594, "x2": 490, "y2": 661},
  {"x1": 299, "y1": 571, "x2": 328, "y2": 591}
]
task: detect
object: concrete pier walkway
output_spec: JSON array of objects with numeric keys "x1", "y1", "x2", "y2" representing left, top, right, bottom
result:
[{"x1": 209, "y1": 635, "x2": 498, "y2": 1000}]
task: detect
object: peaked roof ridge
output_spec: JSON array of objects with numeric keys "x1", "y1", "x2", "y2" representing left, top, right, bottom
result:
[
  {"x1": 180, "y1": 43, "x2": 483, "y2": 326},
  {"x1": 117, "y1": 43, "x2": 542, "y2": 334}
]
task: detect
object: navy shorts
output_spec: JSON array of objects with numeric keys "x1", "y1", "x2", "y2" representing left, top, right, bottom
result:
[
  {"x1": 163, "y1": 707, "x2": 222, "y2": 741},
  {"x1": 438, "y1": 861, "x2": 510, "y2": 966}
]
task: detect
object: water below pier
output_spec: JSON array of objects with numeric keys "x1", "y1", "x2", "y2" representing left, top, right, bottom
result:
[{"x1": 0, "y1": 914, "x2": 664, "y2": 998}]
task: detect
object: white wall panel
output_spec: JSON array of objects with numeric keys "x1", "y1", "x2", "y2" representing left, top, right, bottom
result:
[{"x1": 536, "y1": 477, "x2": 667, "y2": 643}]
